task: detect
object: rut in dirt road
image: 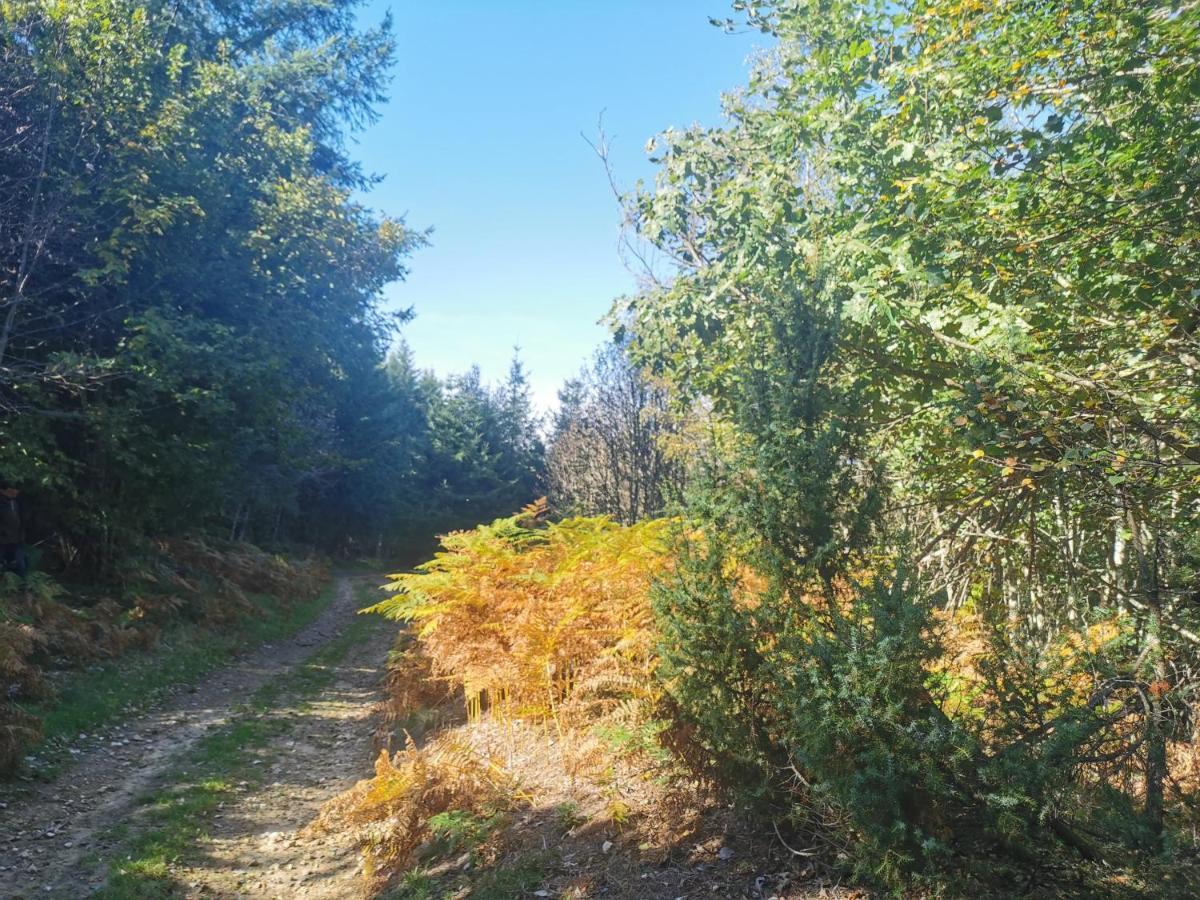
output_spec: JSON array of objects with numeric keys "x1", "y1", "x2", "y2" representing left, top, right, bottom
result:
[{"x1": 0, "y1": 576, "x2": 393, "y2": 899}]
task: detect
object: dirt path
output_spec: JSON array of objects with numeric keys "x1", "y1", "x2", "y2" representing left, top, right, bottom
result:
[{"x1": 0, "y1": 576, "x2": 392, "y2": 899}]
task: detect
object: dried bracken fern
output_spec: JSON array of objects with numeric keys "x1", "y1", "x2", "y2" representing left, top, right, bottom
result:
[
  {"x1": 0, "y1": 540, "x2": 327, "y2": 775},
  {"x1": 317, "y1": 503, "x2": 681, "y2": 888},
  {"x1": 367, "y1": 501, "x2": 669, "y2": 729},
  {"x1": 309, "y1": 735, "x2": 515, "y2": 884},
  {"x1": 162, "y1": 537, "x2": 327, "y2": 603},
  {"x1": 378, "y1": 632, "x2": 456, "y2": 729}
]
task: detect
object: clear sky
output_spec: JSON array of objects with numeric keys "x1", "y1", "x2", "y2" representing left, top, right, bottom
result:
[{"x1": 352, "y1": 1, "x2": 764, "y2": 411}]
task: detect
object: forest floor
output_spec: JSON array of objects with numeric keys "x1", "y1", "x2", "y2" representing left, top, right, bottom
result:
[
  {"x1": 1, "y1": 576, "x2": 861, "y2": 900},
  {"x1": 361, "y1": 715, "x2": 865, "y2": 900},
  {"x1": 0, "y1": 576, "x2": 394, "y2": 899}
]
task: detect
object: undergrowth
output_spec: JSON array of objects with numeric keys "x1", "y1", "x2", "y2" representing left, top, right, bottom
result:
[
  {"x1": 1, "y1": 537, "x2": 328, "y2": 775},
  {"x1": 318, "y1": 502, "x2": 1200, "y2": 898},
  {"x1": 365, "y1": 499, "x2": 668, "y2": 727},
  {"x1": 314, "y1": 501, "x2": 681, "y2": 893},
  {"x1": 310, "y1": 736, "x2": 517, "y2": 882}
]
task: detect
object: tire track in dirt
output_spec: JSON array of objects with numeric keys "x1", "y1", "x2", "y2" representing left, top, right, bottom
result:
[
  {"x1": 167, "y1": 584, "x2": 394, "y2": 899},
  {"x1": 0, "y1": 576, "x2": 392, "y2": 899}
]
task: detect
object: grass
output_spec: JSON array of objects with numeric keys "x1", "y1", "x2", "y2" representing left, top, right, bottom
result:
[
  {"x1": 554, "y1": 800, "x2": 584, "y2": 831},
  {"x1": 470, "y1": 853, "x2": 553, "y2": 899},
  {"x1": 352, "y1": 575, "x2": 389, "y2": 607},
  {"x1": 91, "y1": 597, "x2": 384, "y2": 900},
  {"x1": 386, "y1": 870, "x2": 437, "y2": 899},
  {"x1": 384, "y1": 853, "x2": 552, "y2": 900},
  {"x1": 378, "y1": 793, "x2": 553, "y2": 899},
  {"x1": 337, "y1": 557, "x2": 398, "y2": 575},
  {"x1": 21, "y1": 586, "x2": 337, "y2": 775},
  {"x1": 424, "y1": 809, "x2": 508, "y2": 862}
]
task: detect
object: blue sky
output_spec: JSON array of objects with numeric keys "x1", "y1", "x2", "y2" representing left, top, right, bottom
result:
[{"x1": 352, "y1": 1, "x2": 764, "y2": 410}]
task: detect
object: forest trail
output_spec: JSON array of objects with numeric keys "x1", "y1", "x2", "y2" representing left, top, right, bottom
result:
[{"x1": 0, "y1": 576, "x2": 393, "y2": 899}]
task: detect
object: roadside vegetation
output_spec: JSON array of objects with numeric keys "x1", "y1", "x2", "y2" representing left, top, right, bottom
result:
[
  {"x1": 314, "y1": 504, "x2": 694, "y2": 897},
  {"x1": 1, "y1": 540, "x2": 329, "y2": 774}
]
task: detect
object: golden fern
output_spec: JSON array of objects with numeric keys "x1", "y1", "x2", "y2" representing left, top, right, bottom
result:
[{"x1": 368, "y1": 506, "x2": 669, "y2": 728}]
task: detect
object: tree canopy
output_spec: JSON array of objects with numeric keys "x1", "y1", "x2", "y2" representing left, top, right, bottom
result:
[
  {"x1": 619, "y1": 0, "x2": 1200, "y2": 887},
  {"x1": 0, "y1": 0, "x2": 544, "y2": 570}
]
